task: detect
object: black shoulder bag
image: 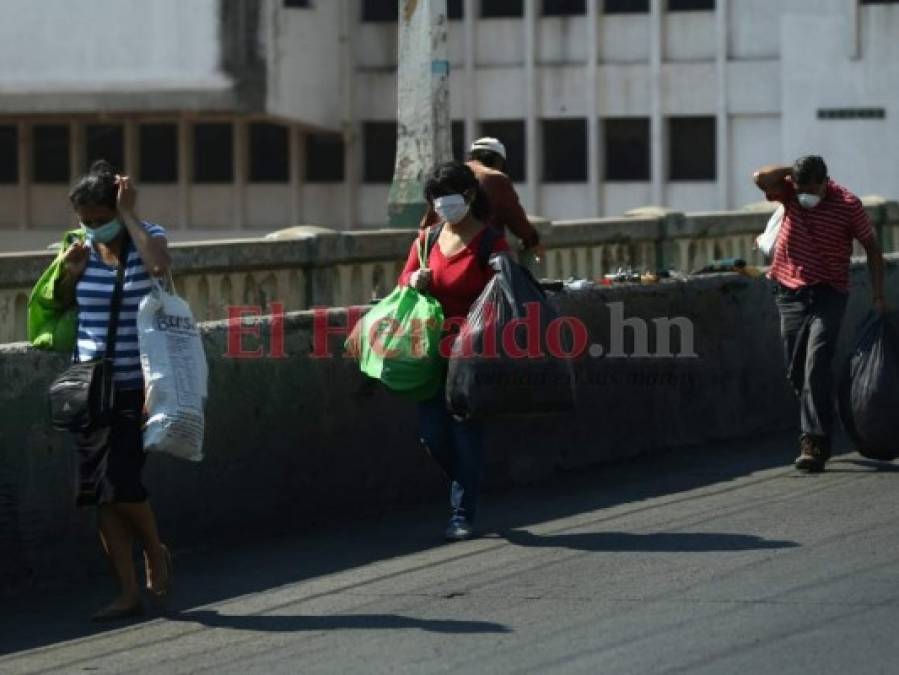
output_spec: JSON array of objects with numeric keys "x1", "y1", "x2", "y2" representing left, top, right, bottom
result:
[{"x1": 49, "y1": 245, "x2": 128, "y2": 433}]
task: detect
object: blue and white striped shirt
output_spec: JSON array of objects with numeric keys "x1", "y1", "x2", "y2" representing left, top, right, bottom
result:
[{"x1": 75, "y1": 222, "x2": 167, "y2": 390}]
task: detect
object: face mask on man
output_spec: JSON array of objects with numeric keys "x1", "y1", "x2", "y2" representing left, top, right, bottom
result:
[
  {"x1": 797, "y1": 193, "x2": 822, "y2": 209},
  {"x1": 81, "y1": 218, "x2": 123, "y2": 244}
]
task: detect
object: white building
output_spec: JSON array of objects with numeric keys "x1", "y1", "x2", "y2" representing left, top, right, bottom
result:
[{"x1": 0, "y1": 0, "x2": 897, "y2": 250}]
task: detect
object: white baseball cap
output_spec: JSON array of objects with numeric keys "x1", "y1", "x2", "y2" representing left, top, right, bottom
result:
[{"x1": 470, "y1": 137, "x2": 507, "y2": 160}]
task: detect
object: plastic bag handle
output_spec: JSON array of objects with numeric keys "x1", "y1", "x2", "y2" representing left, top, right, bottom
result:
[
  {"x1": 152, "y1": 270, "x2": 177, "y2": 295},
  {"x1": 418, "y1": 228, "x2": 428, "y2": 271}
]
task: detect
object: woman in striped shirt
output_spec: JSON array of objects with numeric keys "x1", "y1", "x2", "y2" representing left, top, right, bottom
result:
[{"x1": 55, "y1": 160, "x2": 173, "y2": 620}]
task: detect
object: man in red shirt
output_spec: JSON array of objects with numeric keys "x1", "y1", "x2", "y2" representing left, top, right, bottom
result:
[
  {"x1": 754, "y1": 155, "x2": 886, "y2": 472},
  {"x1": 419, "y1": 137, "x2": 542, "y2": 256}
]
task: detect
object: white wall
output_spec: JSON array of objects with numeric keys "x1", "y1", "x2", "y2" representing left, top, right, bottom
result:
[
  {"x1": 0, "y1": 0, "x2": 225, "y2": 92},
  {"x1": 600, "y1": 15, "x2": 650, "y2": 64},
  {"x1": 539, "y1": 17, "x2": 588, "y2": 65},
  {"x1": 664, "y1": 11, "x2": 715, "y2": 63},
  {"x1": 730, "y1": 115, "x2": 782, "y2": 208},
  {"x1": 265, "y1": 0, "x2": 343, "y2": 130}
]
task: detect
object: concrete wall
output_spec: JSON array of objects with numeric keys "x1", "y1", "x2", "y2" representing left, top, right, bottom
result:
[{"x1": 2, "y1": 258, "x2": 898, "y2": 590}]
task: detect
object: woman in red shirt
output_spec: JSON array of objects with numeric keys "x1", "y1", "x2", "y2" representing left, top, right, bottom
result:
[{"x1": 399, "y1": 161, "x2": 508, "y2": 541}]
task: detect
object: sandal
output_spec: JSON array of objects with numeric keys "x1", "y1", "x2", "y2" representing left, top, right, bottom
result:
[{"x1": 147, "y1": 544, "x2": 174, "y2": 608}]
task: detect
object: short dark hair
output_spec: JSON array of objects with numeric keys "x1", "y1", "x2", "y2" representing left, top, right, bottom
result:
[
  {"x1": 793, "y1": 155, "x2": 828, "y2": 186},
  {"x1": 69, "y1": 159, "x2": 118, "y2": 210},
  {"x1": 423, "y1": 161, "x2": 491, "y2": 221},
  {"x1": 468, "y1": 149, "x2": 505, "y2": 170}
]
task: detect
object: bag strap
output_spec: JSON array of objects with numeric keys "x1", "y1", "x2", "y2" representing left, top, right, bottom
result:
[
  {"x1": 103, "y1": 238, "x2": 129, "y2": 361},
  {"x1": 425, "y1": 222, "x2": 498, "y2": 270}
]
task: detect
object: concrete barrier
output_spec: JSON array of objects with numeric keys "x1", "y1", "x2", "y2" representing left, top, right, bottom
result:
[{"x1": 1, "y1": 257, "x2": 897, "y2": 592}]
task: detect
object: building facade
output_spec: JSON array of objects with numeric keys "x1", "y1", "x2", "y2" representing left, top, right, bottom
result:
[{"x1": 0, "y1": 0, "x2": 897, "y2": 250}]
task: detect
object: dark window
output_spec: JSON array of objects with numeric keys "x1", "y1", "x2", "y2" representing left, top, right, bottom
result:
[
  {"x1": 669, "y1": 116, "x2": 715, "y2": 181},
  {"x1": 481, "y1": 0, "x2": 524, "y2": 18},
  {"x1": 668, "y1": 0, "x2": 714, "y2": 10},
  {"x1": 479, "y1": 120, "x2": 526, "y2": 181},
  {"x1": 362, "y1": 0, "x2": 397, "y2": 21},
  {"x1": 139, "y1": 123, "x2": 178, "y2": 183},
  {"x1": 85, "y1": 124, "x2": 124, "y2": 172},
  {"x1": 305, "y1": 133, "x2": 345, "y2": 182},
  {"x1": 604, "y1": 118, "x2": 650, "y2": 181},
  {"x1": 284, "y1": 0, "x2": 311, "y2": 6},
  {"x1": 604, "y1": 0, "x2": 649, "y2": 13},
  {"x1": 543, "y1": 0, "x2": 586, "y2": 15},
  {"x1": 193, "y1": 123, "x2": 234, "y2": 183},
  {"x1": 861, "y1": 1, "x2": 899, "y2": 4},
  {"x1": 452, "y1": 120, "x2": 466, "y2": 162},
  {"x1": 363, "y1": 122, "x2": 397, "y2": 183},
  {"x1": 33, "y1": 124, "x2": 70, "y2": 183},
  {"x1": 818, "y1": 107, "x2": 886, "y2": 120},
  {"x1": 0, "y1": 126, "x2": 18, "y2": 184},
  {"x1": 448, "y1": 0, "x2": 464, "y2": 19},
  {"x1": 249, "y1": 123, "x2": 289, "y2": 183},
  {"x1": 542, "y1": 119, "x2": 587, "y2": 182}
]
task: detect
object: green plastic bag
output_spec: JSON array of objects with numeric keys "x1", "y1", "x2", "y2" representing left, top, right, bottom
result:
[
  {"x1": 27, "y1": 229, "x2": 84, "y2": 353},
  {"x1": 346, "y1": 233, "x2": 446, "y2": 401}
]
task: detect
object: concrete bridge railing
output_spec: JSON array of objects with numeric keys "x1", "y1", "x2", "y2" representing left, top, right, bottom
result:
[{"x1": 0, "y1": 199, "x2": 896, "y2": 344}]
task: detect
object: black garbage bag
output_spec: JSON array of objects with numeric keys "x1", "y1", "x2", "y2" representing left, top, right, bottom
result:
[
  {"x1": 446, "y1": 253, "x2": 577, "y2": 420},
  {"x1": 838, "y1": 313, "x2": 899, "y2": 461}
]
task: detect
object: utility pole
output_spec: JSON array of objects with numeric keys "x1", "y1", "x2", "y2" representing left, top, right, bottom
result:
[{"x1": 387, "y1": 0, "x2": 452, "y2": 228}]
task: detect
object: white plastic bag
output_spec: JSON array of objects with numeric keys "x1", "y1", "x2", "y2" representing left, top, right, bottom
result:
[
  {"x1": 138, "y1": 278, "x2": 208, "y2": 461},
  {"x1": 755, "y1": 204, "x2": 784, "y2": 258}
]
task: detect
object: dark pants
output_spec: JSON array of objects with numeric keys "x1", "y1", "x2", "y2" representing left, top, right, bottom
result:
[
  {"x1": 418, "y1": 393, "x2": 486, "y2": 523},
  {"x1": 775, "y1": 283, "x2": 848, "y2": 441}
]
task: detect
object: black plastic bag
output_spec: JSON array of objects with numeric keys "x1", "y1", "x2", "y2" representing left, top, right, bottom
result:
[
  {"x1": 446, "y1": 253, "x2": 577, "y2": 420},
  {"x1": 838, "y1": 313, "x2": 899, "y2": 461}
]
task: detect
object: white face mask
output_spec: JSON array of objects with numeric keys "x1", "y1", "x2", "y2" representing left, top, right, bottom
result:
[
  {"x1": 434, "y1": 194, "x2": 470, "y2": 225},
  {"x1": 797, "y1": 193, "x2": 822, "y2": 209}
]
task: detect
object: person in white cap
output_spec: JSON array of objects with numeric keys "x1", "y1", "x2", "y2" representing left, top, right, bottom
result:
[{"x1": 420, "y1": 137, "x2": 542, "y2": 254}]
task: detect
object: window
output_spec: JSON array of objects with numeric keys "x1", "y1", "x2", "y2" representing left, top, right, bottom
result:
[
  {"x1": 0, "y1": 125, "x2": 18, "y2": 184},
  {"x1": 362, "y1": 0, "x2": 397, "y2": 21},
  {"x1": 818, "y1": 108, "x2": 886, "y2": 120},
  {"x1": 479, "y1": 120, "x2": 526, "y2": 181},
  {"x1": 33, "y1": 124, "x2": 70, "y2": 183},
  {"x1": 305, "y1": 133, "x2": 345, "y2": 182},
  {"x1": 448, "y1": 0, "x2": 464, "y2": 19},
  {"x1": 542, "y1": 119, "x2": 587, "y2": 182},
  {"x1": 604, "y1": 0, "x2": 649, "y2": 13},
  {"x1": 543, "y1": 0, "x2": 586, "y2": 15},
  {"x1": 861, "y1": 1, "x2": 899, "y2": 4},
  {"x1": 452, "y1": 121, "x2": 466, "y2": 162},
  {"x1": 481, "y1": 1, "x2": 524, "y2": 18},
  {"x1": 669, "y1": 116, "x2": 715, "y2": 181},
  {"x1": 363, "y1": 122, "x2": 397, "y2": 183},
  {"x1": 604, "y1": 118, "x2": 650, "y2": 181},
  {"x1": 249, "y1": 123, "x2": 289, "y2": 183},
  {"x1": 668, "y1": 0, "x2": 715, "y2": 10},
  {"x1": 283, "y1": 0, "x2": 311, "y2": 6},
  {"x1": 139, "y1": 123, "x2": 178, "y2": 183},
  {"x1": 85, "y1": 124, "x2": 124, "y2": 172},
  {"x1": 193, "y1": 123, "x2": 234, "y2": 183}
]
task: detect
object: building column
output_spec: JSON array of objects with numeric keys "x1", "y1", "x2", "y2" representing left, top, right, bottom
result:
[
  {"x1": 340, "y1": 0, "x2": 358, "y2": 230},
  {"x1": 178, "y1": 116, "x2": 191, "y2": 229},
  {"x1": 233, "y1": 118, "x2": 247, "y2": 229},
  {"x1": 649, "y1": 0, "x2": 664, "y2": 207},
  {"x1": 587, "y1": 0, "x2": 601, "y2": 216},
  {"x1": 524, "y1": 0, "x2": 539, "y2": 214},
  {"x1": 463, "y1": 0, "x2": 477, "y2": 151},
  {"x1": 715, "y1": 0, "x2": 730, "y2": 210},
  {"x1": 290, "y1": 124, "x2": 304, "y2": 224},
  {"x1": 17, "y1": 121, "x2": 29, "y2": 230},
  {"x1": 123, "y1": 117, "x2": 138, "y2": 177},
  {"x1": 848, "y1": 0, "x2": 861, "y2": 60}
]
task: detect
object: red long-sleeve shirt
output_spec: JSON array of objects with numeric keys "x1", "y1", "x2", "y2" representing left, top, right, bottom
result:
[{"x1": 399, "y1": 228, "x2": 509, "y2": 320}]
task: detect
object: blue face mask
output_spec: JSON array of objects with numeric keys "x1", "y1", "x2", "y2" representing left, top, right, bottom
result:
[{"x1": 81, "y1": 218, "x2": 123, "y2": 244}]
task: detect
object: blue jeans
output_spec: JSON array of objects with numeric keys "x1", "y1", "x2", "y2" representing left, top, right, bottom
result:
[{"x1": 418, "y1": 393, "x2": 486, "y2": 523}]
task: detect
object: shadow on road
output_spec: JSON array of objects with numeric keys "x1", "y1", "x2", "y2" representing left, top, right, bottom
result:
[
  {"x1": 170, "y1": 609, "x2": 511, "y2": 634},
  {"x1": 502, "y1": 529, "x2": 799, "y2": 552}
]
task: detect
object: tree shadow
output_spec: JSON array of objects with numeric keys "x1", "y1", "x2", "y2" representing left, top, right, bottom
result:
[
  {"x1": 502, "y1": 529, "x2": 799, "y2": 552},
  {"x1": 170, "y1": 609, "x2": 511, "y2": 635}
]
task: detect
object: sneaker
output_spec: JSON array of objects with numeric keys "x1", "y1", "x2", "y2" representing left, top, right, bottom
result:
[
  {"x1": 444, "y1": 518, "x2": 474, "y2": 542},
  {"x1": 794, "y1": 434, "x2": 830, "y2": 472}
]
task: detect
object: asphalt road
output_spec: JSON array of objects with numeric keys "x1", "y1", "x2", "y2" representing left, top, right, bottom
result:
[{"x1": 3, "y1": 433, "x2": 898, "y2": 675}]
